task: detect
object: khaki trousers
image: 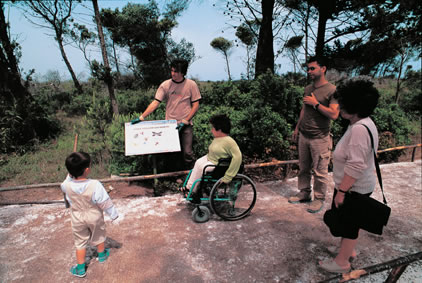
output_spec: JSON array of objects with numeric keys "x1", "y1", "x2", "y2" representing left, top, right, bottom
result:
[{"x1": 297, "y1": 132, "x2": 332, "y2": 200}]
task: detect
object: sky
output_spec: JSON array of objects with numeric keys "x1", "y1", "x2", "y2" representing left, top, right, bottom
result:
[{"x1": 7, "y1": 1, "x2": 291, "y2": 82}]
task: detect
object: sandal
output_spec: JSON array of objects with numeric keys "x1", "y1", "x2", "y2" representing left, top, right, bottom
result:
[
  {"x1": 70, "y1": 264, "x2": 86, "y2": 278},
  {"x1": 97, "y1": 248, "x2": 110, "y2": 263},
  {"x1": 318, "y1": 259, "x2": 351, "y2": 274}
]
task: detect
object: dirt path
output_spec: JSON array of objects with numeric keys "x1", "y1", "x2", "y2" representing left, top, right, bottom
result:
[{"x1": 0, "y1": 161, "x2": 421, "y2": 282}]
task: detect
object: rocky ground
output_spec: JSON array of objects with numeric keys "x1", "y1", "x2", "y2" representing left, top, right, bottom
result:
[{"x1": 0, "y1": 160, "x2": 421, "y2": 282}]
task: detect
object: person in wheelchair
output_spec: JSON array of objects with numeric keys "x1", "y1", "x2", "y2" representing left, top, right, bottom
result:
[{"x1": 180, "y1": 114, "x2": 242, "y2": 203}]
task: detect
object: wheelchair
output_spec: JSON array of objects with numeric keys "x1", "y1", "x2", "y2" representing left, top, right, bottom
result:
[{"x1": 182, "y1": 158, "x2": 257, "y2": 223}]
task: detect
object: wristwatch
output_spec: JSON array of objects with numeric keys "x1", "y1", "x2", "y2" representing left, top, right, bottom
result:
[{"x1": 314, "y1": 103, "x2": 320, "y2": 110}]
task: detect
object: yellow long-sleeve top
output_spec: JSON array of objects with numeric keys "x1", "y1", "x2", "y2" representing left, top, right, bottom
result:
[{"x1": 207, "y1": 136, "x2": 242, "y2": 183}]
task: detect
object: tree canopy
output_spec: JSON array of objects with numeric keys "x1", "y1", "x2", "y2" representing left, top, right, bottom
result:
[
  {"x1": 210, "y1": 37, "x2": 234, "y2": 80},
  {"x1": 219, "y1": 0, "x2": 420, "y2": 77},
  {"x1": 100, "y1": 1, "x2": 195, "y2": 86}
]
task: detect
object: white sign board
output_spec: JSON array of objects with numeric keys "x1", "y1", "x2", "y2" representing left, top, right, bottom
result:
[{"x1": 125, "y1": 120, "x2": 181, "y2": 156}]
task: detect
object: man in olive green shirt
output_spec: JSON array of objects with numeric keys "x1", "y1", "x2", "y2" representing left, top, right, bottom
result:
[{"x1": 289, "y1": 56, "x2": 340, "y2": 213}]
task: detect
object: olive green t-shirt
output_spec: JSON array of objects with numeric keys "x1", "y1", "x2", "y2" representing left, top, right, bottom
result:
[{"x1": 299, "y1": 82, "x2": 337, "y2": 139}]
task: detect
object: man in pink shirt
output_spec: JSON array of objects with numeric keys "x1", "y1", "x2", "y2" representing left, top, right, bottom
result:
[{"x1": 137, "y1": 59, "x2": 201, "y2": 169}]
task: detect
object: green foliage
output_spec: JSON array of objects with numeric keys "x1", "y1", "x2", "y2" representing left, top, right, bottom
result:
[
  {"x1": 192, "y1": 73, "x2": 301, "y2": 161},
  {"x1": 243, "y1": 105, "x2": 291, "y2": 160},
  {"x1": 398, "y1": 70, "x2": 422, "y2": 119},
  {"x1": 210, "y1": 37, "x2": 233, "y2": 54},
  {"x1": 373, "y1": 103, "x2": 412, "y2": 146},
  {"x1": 0, "y1": 99, "x2": 60, "y2": 154},
  {"x1": 32, "y1": 86, "x2": 71, "y2": 114},
  {"x1": 78, "y1": 91, "x2": 113, "y2": 160},
  {"x1": 115, "y1": 88, "x2": 155, "y2": 115},
  {"x1": 100, "y1": 1, "x2": 193, "y2": 87},
  {"x1": 62, "y1": 92, "x2": 92, "y2": 116},
  {"x1": 200, "y1": 71, "x2": 303, "y2": 128}
]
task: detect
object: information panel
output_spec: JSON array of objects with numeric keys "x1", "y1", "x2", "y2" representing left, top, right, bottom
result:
[{"x1": 124, "y1": 120, "x2": 181, "y2": 156}]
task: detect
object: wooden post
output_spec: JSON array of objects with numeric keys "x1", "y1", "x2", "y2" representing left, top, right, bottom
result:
[
  {"x1": 152, "y1": 155, "x2": 158, "y2": 187},
  {"x1": 73, "y1": 134, "x2": 78, "y2": 152},
  {"x1": 411, "y1": 147, "x2": 416, "y2": 162}
]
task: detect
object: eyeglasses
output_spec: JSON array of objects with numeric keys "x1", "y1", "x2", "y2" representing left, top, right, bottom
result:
[{"x1": 307, "y1": 67, "x2": 317, "y2": 71}]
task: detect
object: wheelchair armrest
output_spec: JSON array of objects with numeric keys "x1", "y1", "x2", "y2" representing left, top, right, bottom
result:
[
  {"x1": 218, "y1": 157, "x2": 244, "y2": 174},
  {"x1": 217, "y1": 158, "x2": 232, "y2": 167},
  {"x1": 202, "y1": 157, "x2": 243, "y2": 179},
  {"x1": 202, "y1": 163, "x2": 217, "y2": 177}
]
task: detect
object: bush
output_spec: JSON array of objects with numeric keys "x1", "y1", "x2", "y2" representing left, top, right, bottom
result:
[
  {"x1": 115, "y1": 88, "x2": 155, "y2": 115},
  {"x1": 62, "y1": 92, "x2": 92, "y2": 116},
  {"x1": 372, "y1": 102, "x2": 413, "y2": 162},
  {"x1": 398, "y1": 70, "x2": 422, "y2": 119},
  {"x1": 32, "y1": 86, "x2": 71, "y2": 114},
  {"x1": 0, "y1": 99, "x2": 60, "y2": 154}
]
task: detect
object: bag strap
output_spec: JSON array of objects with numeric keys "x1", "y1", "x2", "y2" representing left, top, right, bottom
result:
[{"x1": 362, "y1": 124, "x2": 388, "y2": 205}]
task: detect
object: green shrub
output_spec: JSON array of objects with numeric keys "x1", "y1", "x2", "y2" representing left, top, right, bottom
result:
[
  {"x1": 372, "y1": 101, "x2": 413, "y2": 162},
  {"x1": 32, "y1": 86, "x2": 71, "y2": 114},
  {"x1": 116, "y1": 88, "x2": 155, "y2": 115},
  {"x1": 0, "y1": 100, "x2": 60, "y2": 154},
  {"x1": 62, "y1": 92, "x2": 92, "y2": 116},
  {"x1": 192, "y1": 105, "x2": 292, "y2": 162},
  {"x1": 398, "y1": 70, "x2": 422, "y2": 119}
]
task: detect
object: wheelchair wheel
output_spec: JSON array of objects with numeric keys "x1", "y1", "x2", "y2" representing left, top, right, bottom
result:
[
  {"x1": 192, "y1": 206, "x2": 211, "y2": 223},
  {"x1": 209, "y1": 174, "x2": 256, "y2": 221}
]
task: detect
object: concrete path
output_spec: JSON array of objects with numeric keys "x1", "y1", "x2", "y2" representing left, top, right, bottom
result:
[{"x1": 0, "y1": 161, "x2": 421, "y2": 282}]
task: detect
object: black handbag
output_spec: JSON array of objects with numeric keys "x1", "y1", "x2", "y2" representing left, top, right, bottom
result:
[{"x1": 324, "y1": 124, "x2": 391, "y2": 236}]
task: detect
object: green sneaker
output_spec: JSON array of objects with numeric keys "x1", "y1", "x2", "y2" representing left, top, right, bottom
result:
[
  {"x1": 98, "y1": 248, "x2": 110, "y2": 263},
  {"x1": 70, "y1": 263, "x2": 86, "y2": 278}
]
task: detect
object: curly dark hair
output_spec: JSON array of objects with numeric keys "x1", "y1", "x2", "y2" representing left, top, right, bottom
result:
[
  {"x1": 65, "y1": 152, "x2": 91, "y2": 178},
  {"x1": 209, "y1": 114, "x2": 231, "y2": 134},
  {"x1": 334, "y1": 79, "x2": 379, "y2": 118}
]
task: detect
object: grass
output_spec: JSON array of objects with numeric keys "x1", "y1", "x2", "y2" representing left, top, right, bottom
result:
[{"x1": 0, "y1": 113, "x2": 110, "y2": 187}]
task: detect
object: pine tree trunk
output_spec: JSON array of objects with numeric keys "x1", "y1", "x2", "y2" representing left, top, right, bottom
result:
[
  {"x1": 255, "y1": 0, "x2": 274, "y2": 77},
  {"x1": 92, "y1": 0, "x2": 119, "y2": 116},
  {"x1": 56, "y1": 35, "x2": 83, "y2": 94}
]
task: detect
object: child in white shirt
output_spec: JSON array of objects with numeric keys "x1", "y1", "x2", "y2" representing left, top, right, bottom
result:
[{"x1": 61, "y1": 152, "x2": 118, "y2": 278}]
